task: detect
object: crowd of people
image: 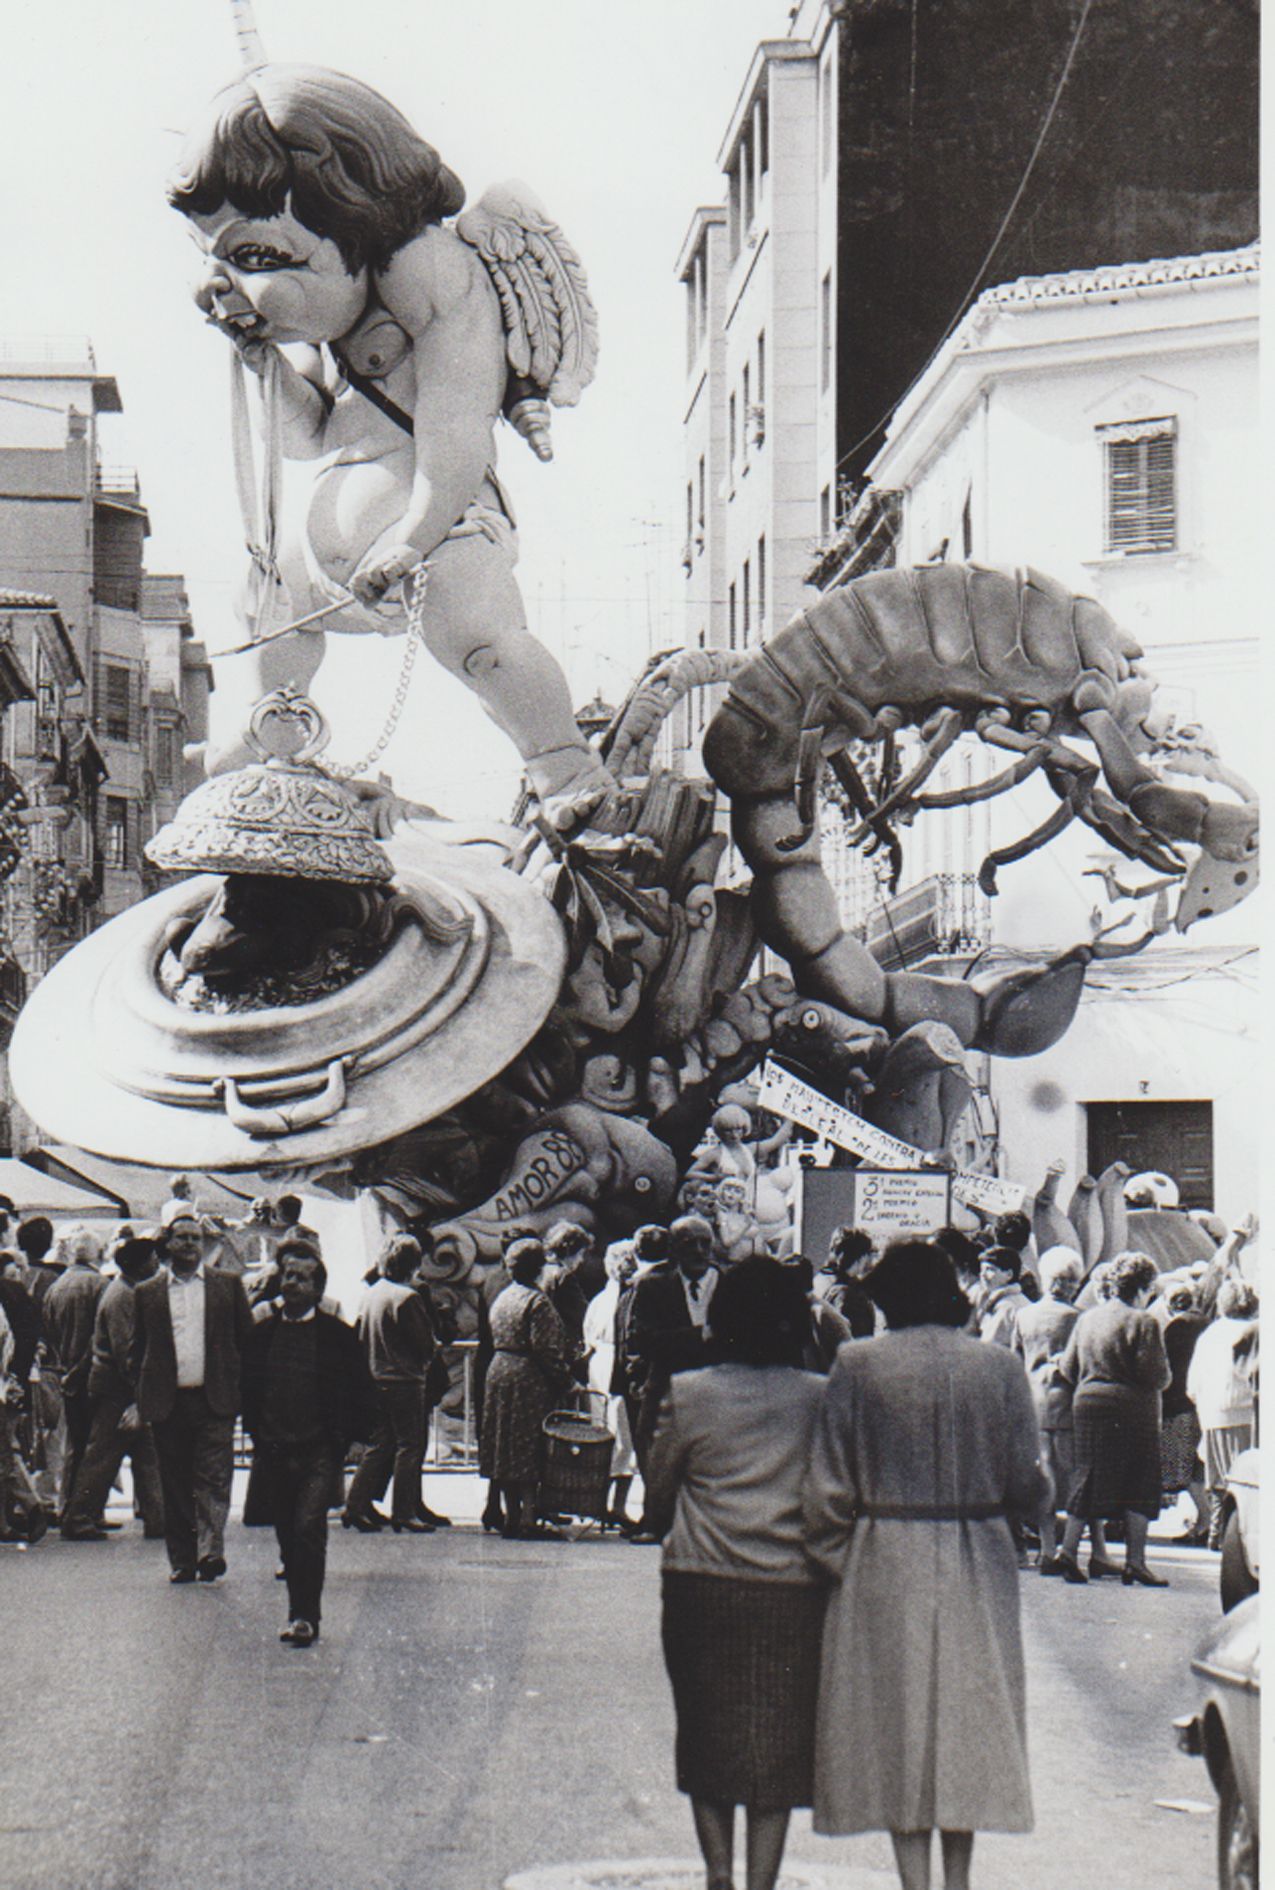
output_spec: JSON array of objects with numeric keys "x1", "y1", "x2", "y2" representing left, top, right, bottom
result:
[{"x1": 0, "y1": 1170, "x2": 1259, "y2": 1889}]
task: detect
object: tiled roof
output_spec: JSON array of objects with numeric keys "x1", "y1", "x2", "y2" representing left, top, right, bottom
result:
[
  {"x1": 977, "y1": 243, "x2": 1259, "y2": 312},
  {"x1": 0, "y1": 589, "x2": 60, "y2": 611}
]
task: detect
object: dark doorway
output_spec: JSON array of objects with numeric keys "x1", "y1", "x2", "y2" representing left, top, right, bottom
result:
[{"x1": 1086, "y1": 1100, "x2": 1214, "y2": 1210}]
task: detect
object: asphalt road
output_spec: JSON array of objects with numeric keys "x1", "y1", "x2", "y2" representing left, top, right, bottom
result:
[{"x1": 0, "y1": 1480, "x2": 1223, "y2": 1890}]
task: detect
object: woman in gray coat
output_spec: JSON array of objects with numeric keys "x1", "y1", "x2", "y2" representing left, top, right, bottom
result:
[{"x1": 803, "y1": 1240, "x2": 1047, "y2": 1890}]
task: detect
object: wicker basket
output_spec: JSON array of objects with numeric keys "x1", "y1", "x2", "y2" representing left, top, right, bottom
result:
[{"x1": 539, "y1": 1409, "x2": 615, "y2": 1524}]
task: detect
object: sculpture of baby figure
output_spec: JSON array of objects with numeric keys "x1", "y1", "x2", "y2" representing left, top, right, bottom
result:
[{"x1": 170, "y1": 60, "x2": 609, "y2": 815}]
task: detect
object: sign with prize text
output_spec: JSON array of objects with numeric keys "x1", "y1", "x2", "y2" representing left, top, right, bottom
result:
[
  {"x1": 849, "y1": 1169, "x2": 952, "y2": 1239},
  {"x1": 756, "y1": 1060, "x2": 1026, "y2": 1216}
]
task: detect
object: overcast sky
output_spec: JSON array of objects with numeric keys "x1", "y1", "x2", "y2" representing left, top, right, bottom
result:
[{"x1": 1, "y1": 0, "x2": 784, "y2": 813}]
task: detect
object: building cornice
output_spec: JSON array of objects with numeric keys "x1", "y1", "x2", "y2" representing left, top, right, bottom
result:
[
  {"x1": 870, "y1": 246, "x2": 1259, "y2": 488},
  {"x1": 675, "y1": 205, "x2": 727, "y2": 281},
  {"x1": 716, "y1": 41, "x2": 813, "y2": 173}
]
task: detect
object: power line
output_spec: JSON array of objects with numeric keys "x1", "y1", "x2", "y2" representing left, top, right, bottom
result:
[{"x1": 832, "y1": 0, "x2": 1096, "y2": 480}]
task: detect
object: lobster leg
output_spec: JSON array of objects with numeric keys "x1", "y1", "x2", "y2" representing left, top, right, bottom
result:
[
  {"x1": 829, "y1": 749, "x2": 904, "y2": 888},
  {"x1": 914, "y1": 743, "x2": 1049, "y2": 809},
  {"x1": 1074, "y1": 786, "x2": 1186, "y2": 876},
  {"x1": 850, "y1": 707, "x2": 963, "y2": 836},
  {"x1": 1078, "y1": 704, "x2": 1259, "y2": 864},
  {"x1": 977, "y1": 794, "x2": 1078, "y2": 896}
]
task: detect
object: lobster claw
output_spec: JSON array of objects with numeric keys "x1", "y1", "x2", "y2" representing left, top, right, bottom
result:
[{"x1": 1127, "y1": 779, "x2": 1258, "y2": 864}]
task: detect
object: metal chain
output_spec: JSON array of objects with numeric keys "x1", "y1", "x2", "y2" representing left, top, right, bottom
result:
[{"x1": 327, "y1": 565, "x2": 428, "y2": 779}]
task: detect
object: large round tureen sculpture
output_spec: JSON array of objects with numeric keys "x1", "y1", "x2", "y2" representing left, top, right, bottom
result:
[{"x1": 11, "y1": 691, "x2": 565, "y2": 1170}]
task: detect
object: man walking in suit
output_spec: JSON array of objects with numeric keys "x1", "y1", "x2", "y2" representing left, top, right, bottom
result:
[
  {"x1": 241, "y1": 1250, "x2": 377, "y2": 1646},
  {"x1": 131, "y1": 1203, "x2": 254, "y2": 1583}
]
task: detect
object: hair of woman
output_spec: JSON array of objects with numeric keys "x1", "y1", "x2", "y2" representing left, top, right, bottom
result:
[
  {"x1": 504, "y1": 1236, "x2": 546, "y2": 1286},
  {"x1": 863, "y1": 1240, "x2": 971, "y2": 1330},
  {"x1": 708, "y1": 1255, "x2": 810, "y2": 1367},
  {"x1": 1038, "y1": 1244, "x2": 1083, "y2": 1292},
  {"x1": 1217, "y1": 1276, "x2": 1259, "y2": 1320},
  {"x1": 1108, "y1": 1251, "x2": 1160, "y2": 1304}
]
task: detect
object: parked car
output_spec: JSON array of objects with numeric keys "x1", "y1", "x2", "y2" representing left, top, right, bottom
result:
[
  {"x1": 1218, "y1": 1446, "x2": 1260, "y2": 1613},
  {"x1": 1175, "y1": 1595, "x2": 1260, "y2": 1890}
]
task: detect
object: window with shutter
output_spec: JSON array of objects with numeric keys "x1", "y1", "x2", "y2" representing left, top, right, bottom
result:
[
  {"x1": 1100, "y1": 418, "x2": 1177, "y2": 555},
  {"x1": 104, "y1": 796, "x2": 128, "y2": 869},
  {"x1": 102, "y1": 662, "x2": 132, "y2": 741}
]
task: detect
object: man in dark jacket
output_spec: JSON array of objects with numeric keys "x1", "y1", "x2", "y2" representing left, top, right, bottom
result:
[
  {"x1": 241, "y1": 1251, "x2": 376, "y2": 1644},
  {"x1": 624, "y1": 1215, "x2": 720, "y2": 1464},
  {"x1": 131, "y1": 1207, "x2": 255, "y2": 1583},
  {"x1": 41, "y1": 1226, "x2": 109, "y2": 1520},
  {"x1": 61, "y1": 1237, "x2": 165, "y2": 1541}
]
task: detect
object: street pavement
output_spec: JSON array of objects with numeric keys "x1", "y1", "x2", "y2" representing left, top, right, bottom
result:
[{"x1": 1, "y1": 1477, "x2": 1223, "y2": 1890}]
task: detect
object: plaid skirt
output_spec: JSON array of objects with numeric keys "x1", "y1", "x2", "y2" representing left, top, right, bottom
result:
[
  {"x1": 1160, "y1": 1409, "x2": 1202, "y2": 1494},
  {"x1": 1065, "y1": 1385, "x2": 1162, "y2": 1521},
  {"x1": 661, "y1": 1571, "x2": 825, "y2": 1811}
]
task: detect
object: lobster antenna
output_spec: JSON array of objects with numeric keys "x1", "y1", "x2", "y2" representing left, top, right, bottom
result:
[{"x1": 229, "y1": 0, "x2": 268, "y2": 72}]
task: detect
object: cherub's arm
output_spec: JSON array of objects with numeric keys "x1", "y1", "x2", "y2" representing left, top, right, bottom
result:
[{"x1": 348, "y1": 232, "x2": 504, "y2": 602}]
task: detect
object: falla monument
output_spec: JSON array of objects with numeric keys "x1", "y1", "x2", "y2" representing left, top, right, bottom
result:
[{"x1": 11, "y1": 2, "x2": 1257, "y2": 1323}]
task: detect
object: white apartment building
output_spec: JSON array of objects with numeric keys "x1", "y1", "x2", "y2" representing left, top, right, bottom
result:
[
  {"x1": 855, "y1": 245, "x2": 1260, "y2": 1216},
  {"x1": 672, "y1": 28, "x2": 841, "y2": 772}
]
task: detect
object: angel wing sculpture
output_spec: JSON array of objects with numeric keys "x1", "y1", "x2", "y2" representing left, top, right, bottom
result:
[{"x1": 457, "y1": 182, "x2": 600, "y2": 461}]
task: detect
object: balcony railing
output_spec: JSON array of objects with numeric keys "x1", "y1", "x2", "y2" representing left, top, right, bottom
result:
[{"x1": 854, "y1": 871, "x2": 990, "y2": 971}]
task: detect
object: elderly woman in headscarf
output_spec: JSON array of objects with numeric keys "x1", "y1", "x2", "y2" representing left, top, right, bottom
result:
[
  {"x1": 581, "y1": 1239, "x2": 640, "y2": 1533},
  {"x1": 1012, "y1": 1244, "x2": 1084, "y2": 1573},
  {"x1": 803, "y1": 1240, "x2": 1047, "y2": 1890},
  {"x1": 1055, "y1": 1251, "x2": 1171, "y2": 1586}
]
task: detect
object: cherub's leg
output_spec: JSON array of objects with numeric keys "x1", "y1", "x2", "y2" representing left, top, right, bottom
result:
[{"x1": 418, "y1": 535, "x2": 609, "y2": 801}]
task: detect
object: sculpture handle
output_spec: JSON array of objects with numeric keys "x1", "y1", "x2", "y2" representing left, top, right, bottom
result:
[{"x1": 218, "y1": 1059, "x2": 347, "y2": 1137}]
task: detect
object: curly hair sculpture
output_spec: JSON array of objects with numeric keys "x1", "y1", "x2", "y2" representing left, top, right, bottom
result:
[{"x1": 167, "y1": 63, "x2": 466, "y2": 274}]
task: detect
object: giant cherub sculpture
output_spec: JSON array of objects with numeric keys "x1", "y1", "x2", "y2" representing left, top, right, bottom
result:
[{"x1": 171, "y1": 49, "x2": 608, "y2": 817}]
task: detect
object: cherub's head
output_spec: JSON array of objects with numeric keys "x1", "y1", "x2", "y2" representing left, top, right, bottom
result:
[{"x1": 169, "y1": 64, "x2": 465, "y2": 344}]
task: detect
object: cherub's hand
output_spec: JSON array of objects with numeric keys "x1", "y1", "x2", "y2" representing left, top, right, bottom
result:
[{"x1": 349, "y1": 543, "x2": 424, "y2": 608}]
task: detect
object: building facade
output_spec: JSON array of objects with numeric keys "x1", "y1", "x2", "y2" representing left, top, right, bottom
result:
[
  {"x1": 0, "y1": 341, "x2": 211, "y2": 1150},
  {"x1": 858, "y1": 246, "x2": 1259, "y2": 1217},
  {"x1": 672, "y1": 6, "x2": 1259, "y2": 1216}
]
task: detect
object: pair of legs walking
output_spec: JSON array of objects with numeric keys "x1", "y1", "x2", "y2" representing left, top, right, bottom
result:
[
  {"x1": 62, "y1": 1395, "x2": 164, "y2": 1538},
  {"x1": 259, "y1": 1438, "x2": 336, "y2": 1638},
  {"x1": 152, "y1": 1388, "x2": 235, "y2": 1576},
  {"x1": 344, "y1": 1381, "x2": 426, "y2": 1527}
]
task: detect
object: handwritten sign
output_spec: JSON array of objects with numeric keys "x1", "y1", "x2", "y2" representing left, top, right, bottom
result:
[
  {"x1": 850, "y1": 1169, "x2": 952, "y2": 1239},
  {"x1": 756, "y1": 1060, "x2": 1026, "y2": 1217}
]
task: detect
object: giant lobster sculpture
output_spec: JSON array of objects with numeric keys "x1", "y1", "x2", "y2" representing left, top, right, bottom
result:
[{"x1": 10, "y1": 563, "x2": 1257, "y2": 1335}]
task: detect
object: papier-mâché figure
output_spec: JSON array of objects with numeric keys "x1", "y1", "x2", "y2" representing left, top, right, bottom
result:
[{"x1": 170, "y1": 58, "x2": 608, "y2": 812}]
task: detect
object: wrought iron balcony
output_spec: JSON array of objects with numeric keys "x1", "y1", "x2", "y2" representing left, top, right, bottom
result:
[{"x1": 853, "y1": 871, "x2": 991, "y2": 971}]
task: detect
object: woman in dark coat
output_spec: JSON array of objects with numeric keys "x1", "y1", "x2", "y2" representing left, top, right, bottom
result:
[
  {"x1": 803, "y1": 1240, "x2": 1047, "y2": 1890},
  {"x1": 1056, "y1": 1250, "x2": 1172, "y2": 1585},
  {"x1": 645, "y1": 1258, "x2": 824, "y2": 1890},
  {"x1": 1160, "y1": 1282, "x2": 1208, "y2": 1541},
  {"x1": 477, "y1": 1238, "x2": 571, "y2": 1539}
]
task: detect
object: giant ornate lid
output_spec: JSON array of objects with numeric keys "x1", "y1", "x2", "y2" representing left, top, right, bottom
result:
[
  {"x1": 146, "y1": 690, "x2": 393, "y2": 884},
  {"x1": 12, "y1": 786, "x2": 567, "y2": 1172}
]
